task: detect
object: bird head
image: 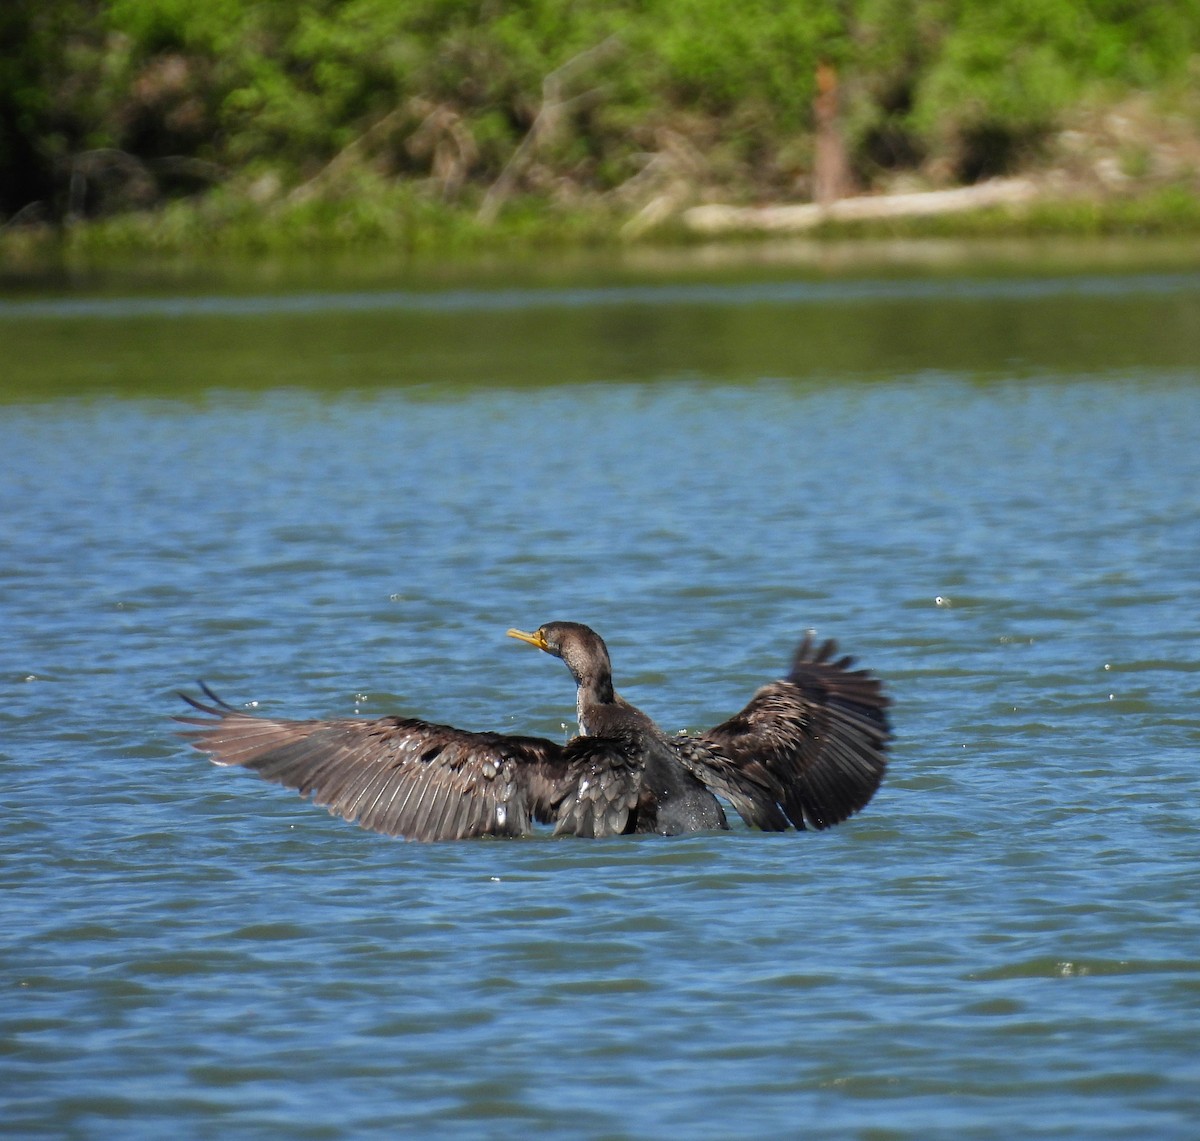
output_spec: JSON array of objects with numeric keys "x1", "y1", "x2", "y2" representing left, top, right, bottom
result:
[{"x1": 507, "y1": 622, "x2": 613, "y2": 692}]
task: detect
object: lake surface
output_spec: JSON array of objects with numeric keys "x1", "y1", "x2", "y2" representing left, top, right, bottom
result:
[{"x1": 3, "y1": 247, "x2": 1200, "y2": 1138}]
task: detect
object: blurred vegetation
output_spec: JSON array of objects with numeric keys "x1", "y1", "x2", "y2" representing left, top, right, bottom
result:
[{"x1": 2, "y1": 0, "x2": 1200, "y2": 250}]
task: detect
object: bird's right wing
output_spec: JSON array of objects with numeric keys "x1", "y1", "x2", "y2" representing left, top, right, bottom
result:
[
  {"x1": 672, "y1": 634, "x2": 891, "y2": 831},
  {"x1": 177, "y1": 685, "x2": 591, "y2": 841}
]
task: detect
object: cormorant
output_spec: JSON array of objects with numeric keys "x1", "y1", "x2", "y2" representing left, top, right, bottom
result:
[{"x1": 177, "y1": 622, "x2": 890, "y2": 841}]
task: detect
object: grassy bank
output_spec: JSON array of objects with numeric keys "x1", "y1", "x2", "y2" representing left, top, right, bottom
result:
[
  {"x1": 4, "y1": 176, "x2": 1200, "y2": 276},
  {"x1": 4, "y1": 1, "x2": 1200, "y2": 270}
]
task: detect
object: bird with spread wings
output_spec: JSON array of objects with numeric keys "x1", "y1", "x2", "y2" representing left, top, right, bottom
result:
[{"x1": 177, "y1": 622, "x2": 890, "y2": 842}]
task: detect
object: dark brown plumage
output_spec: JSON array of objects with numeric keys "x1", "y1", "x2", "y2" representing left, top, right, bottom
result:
[{"x1": 176, "y1": 621, "x2": 890, "y2": 842}]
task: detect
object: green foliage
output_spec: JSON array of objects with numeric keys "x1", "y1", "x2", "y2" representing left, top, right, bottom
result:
[
  {"x1": 909, "y1": 0, "x2": 1200, "y2": 175},
  {"x1": 0, "y1": 0, "x2": 106, "y2": 213},
  {"x1": 645, "y1": 0, "x2": 846, "y2": 122},
  {"x1": 3, "y1": 0, "x2": 1200, "y2": 229}
]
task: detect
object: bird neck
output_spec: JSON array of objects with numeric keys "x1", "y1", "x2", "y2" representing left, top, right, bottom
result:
[
  {"x1": 574, "y1": 674, "x2": 616, "y2": 736},
  {"x1": 576, "y1": 672, "x2": 615, "y2": 705}
]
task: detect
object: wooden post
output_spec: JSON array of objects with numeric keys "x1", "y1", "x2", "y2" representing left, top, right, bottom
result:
[{"x1": 813, "y1": 61, "x2": 852, "y2": 205}]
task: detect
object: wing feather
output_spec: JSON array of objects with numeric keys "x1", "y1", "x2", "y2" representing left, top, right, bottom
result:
[
  {"x1": 551, "y1": 737, "x2": 644, "y2": 838},
  {"x1": 674, "y1": 633, "x2": 891, "y2": 831},
  {"x1": 176, "y1": 687, "x2": 569, "y2": 841}
]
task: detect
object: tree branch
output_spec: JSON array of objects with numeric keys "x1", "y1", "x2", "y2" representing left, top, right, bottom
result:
[{"x1": 477, "y1": 35, "x2": 623, "y2": 224}]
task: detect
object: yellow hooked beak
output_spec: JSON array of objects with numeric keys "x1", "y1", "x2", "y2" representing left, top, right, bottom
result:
[{"x1": 506, "y1": 627, "x2": 548, "y2": 651}]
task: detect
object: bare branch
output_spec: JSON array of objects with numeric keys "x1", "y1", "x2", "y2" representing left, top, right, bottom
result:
[
  {"x1": 288, "y1": 109, "x2": 406, "y2": 202},
  {"x1": 478, "y1": 35, "x2": 623, "y2": 224}
]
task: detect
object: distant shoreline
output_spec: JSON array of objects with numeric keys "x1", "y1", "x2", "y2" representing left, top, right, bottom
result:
[{"x1": 4, "y1": 178, "x2": 1200, "y2": 275}]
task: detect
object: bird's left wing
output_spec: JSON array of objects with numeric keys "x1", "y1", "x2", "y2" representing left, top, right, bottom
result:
[
  {"x1": 670, "y1": 634, "x2": 891, "y2": 830},
  {"x1": 176, "y1": 684, "x2": 569, "y2": 841}
]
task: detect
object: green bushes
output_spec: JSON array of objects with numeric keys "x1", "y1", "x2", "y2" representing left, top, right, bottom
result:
[
  {"x1": 908, "y1": 0, "x2": 1200, "y2": 178},
  {"x1": 2, "y1": 0, "x2": 1199, "y2": 227}
]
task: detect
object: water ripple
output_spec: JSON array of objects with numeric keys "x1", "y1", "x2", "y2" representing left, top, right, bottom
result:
[{"x1": 2, "y1": 289, "x2": 1199, "y2": 1140}]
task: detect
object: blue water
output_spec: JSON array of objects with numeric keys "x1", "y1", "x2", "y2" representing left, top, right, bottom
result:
[{"x1": 2, "y1": 266, "x2": 1200, "y2": 1138}]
